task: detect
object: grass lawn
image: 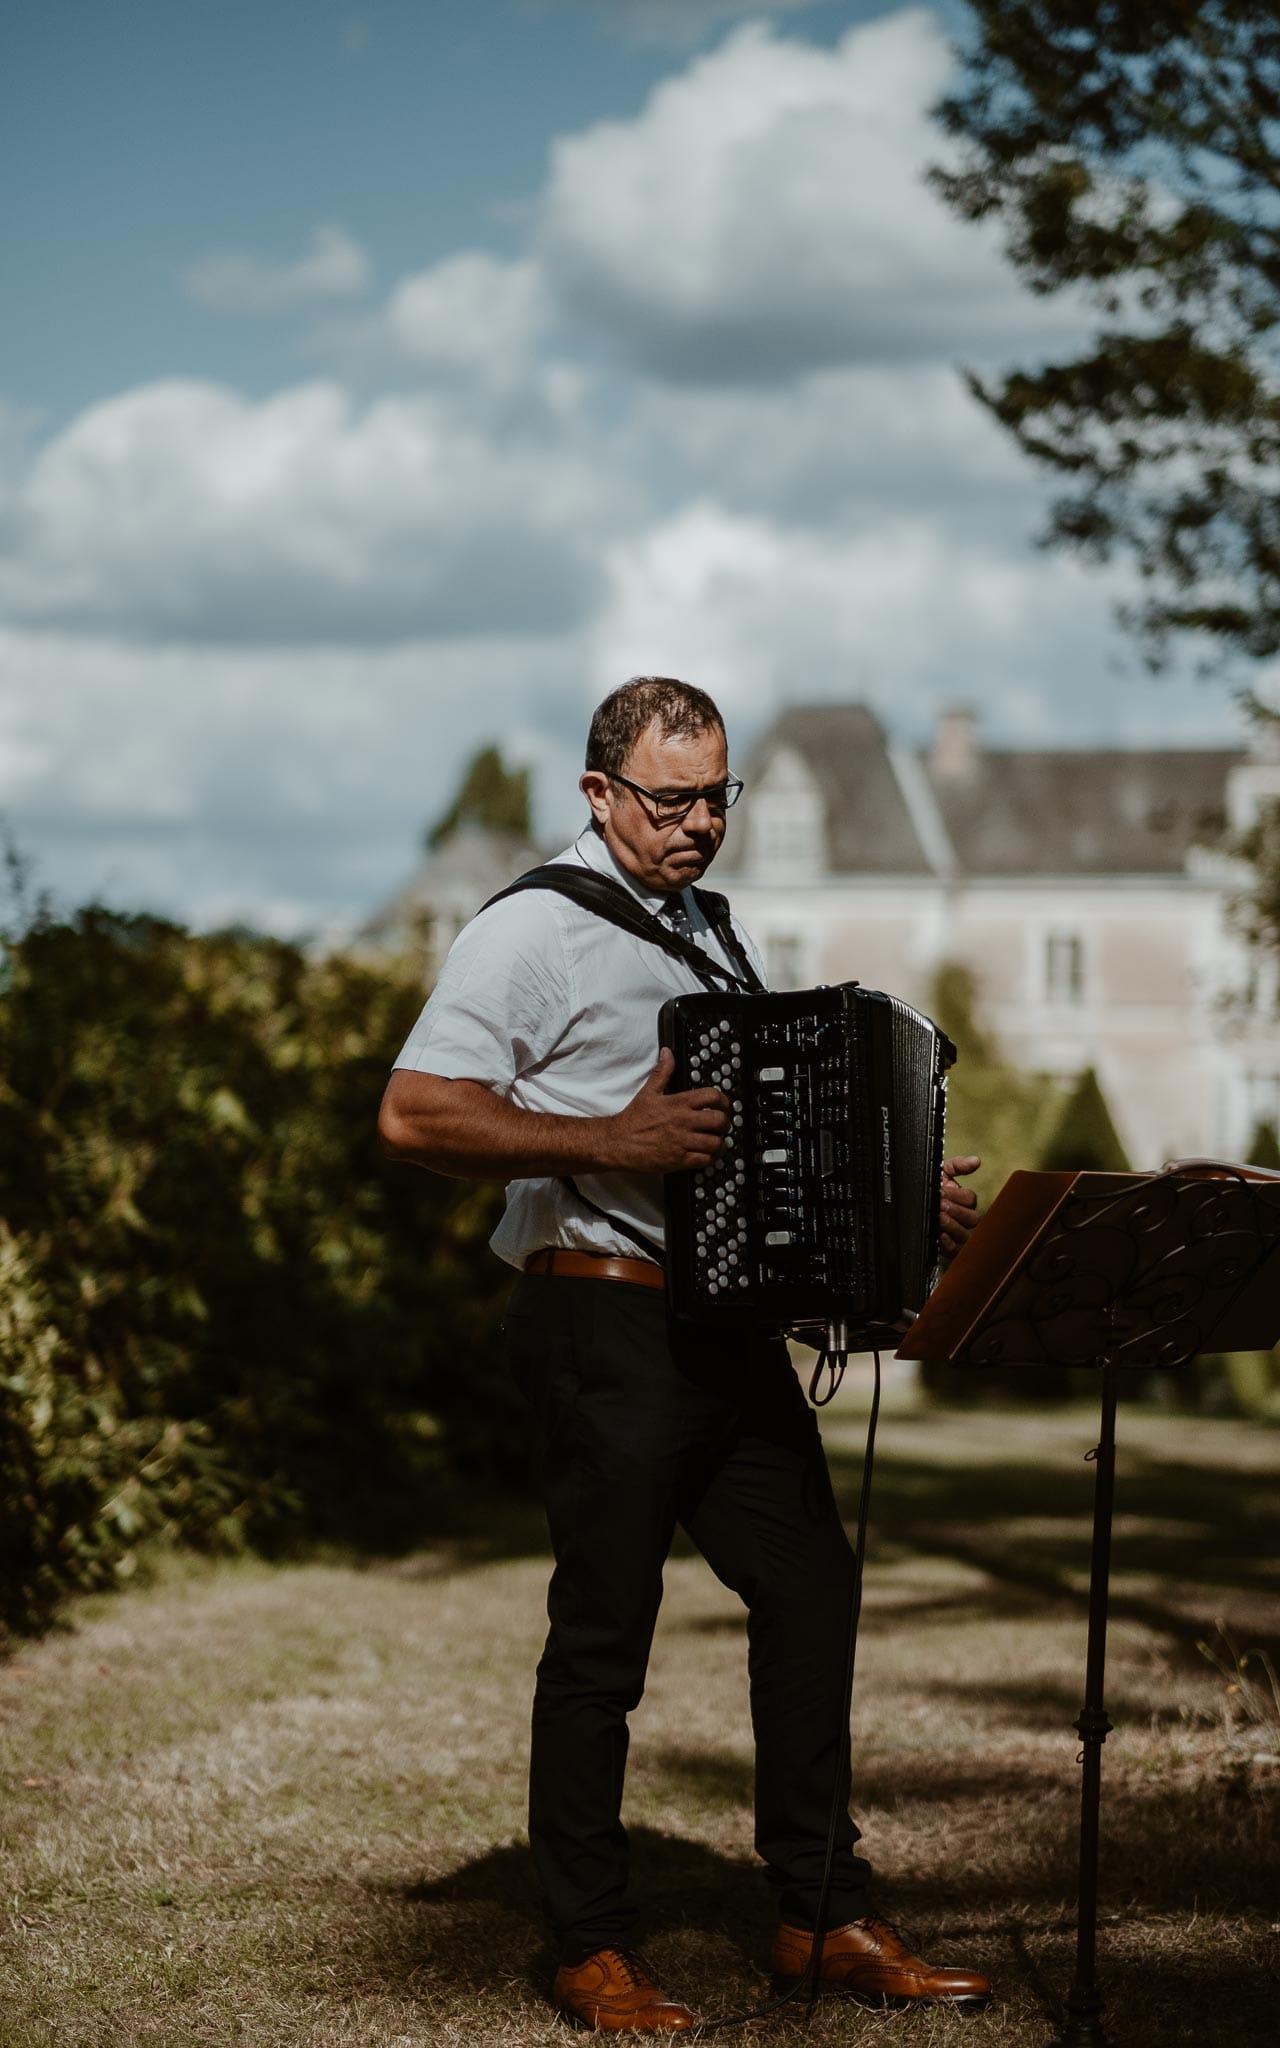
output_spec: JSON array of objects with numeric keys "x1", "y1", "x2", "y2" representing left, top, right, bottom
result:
[{"x1": 2, "y1": 1380, "x2": 1278, "y2": 2047}]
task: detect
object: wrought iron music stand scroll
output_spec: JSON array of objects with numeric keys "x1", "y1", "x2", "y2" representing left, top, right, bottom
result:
[{"x1": 896, "y1": 1162, "x2": 1280, "y2": 2048}]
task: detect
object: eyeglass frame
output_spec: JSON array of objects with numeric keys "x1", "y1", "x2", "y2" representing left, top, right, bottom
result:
[{"x1": 607, "y1": 770, "x2": 745, "y2": 824}]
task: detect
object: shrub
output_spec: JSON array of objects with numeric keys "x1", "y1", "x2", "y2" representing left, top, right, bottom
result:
[{"x1": 0, "y1": 907, "x2": 516, "y2": 1639}]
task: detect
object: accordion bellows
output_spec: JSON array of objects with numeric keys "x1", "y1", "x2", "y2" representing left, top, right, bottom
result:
[{"x1": 660, "y1": 984, "x2": 956, "y2": 1345}]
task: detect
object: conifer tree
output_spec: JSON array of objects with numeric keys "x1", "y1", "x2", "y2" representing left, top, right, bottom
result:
[
  {"x1": 427, "y1": 745, "x2": 532, "y2": 850},
  {"x1": 1038, "y1": 1066, "x2": 1132, "y2": 1174}
]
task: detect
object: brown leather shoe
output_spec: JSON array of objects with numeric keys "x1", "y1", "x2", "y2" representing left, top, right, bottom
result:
[
  {"x1": 553, "y1": 1948, "x2": 696, "y2": 2032},
  {"x1": 771, "y1": 1916, "x2": 992, "y2": 2008}
]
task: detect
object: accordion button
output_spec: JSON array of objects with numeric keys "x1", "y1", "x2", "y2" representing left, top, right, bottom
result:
[{"x1": 765, "y1": 1230, "x2": 793, "y2": 1247}]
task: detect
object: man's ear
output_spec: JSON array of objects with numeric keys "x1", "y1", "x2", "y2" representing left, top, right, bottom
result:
[{"x1": 580, "y1": 770, "x2": 611, "y2": 829}]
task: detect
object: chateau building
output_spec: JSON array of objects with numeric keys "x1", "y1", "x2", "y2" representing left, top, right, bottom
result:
[{"x1": 717, "y1": 705, "x2": 1279, "y2": 1168}]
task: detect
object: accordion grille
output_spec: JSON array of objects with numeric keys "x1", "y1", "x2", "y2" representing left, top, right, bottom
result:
[{"x1": 889, "y1": 995, "x2": 947, "y2": 1314}]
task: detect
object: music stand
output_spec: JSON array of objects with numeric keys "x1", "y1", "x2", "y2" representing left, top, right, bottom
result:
[{"x1": 897, "y1": 1161, "x2": 1280, "y2": 2048}]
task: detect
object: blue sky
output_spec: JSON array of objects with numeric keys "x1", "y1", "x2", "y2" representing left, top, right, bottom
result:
[
  {"x1": 1, "y1": 0, "x2": 1240, "y2": 933},
  {"x1": 7, "y1": 0, "x2": 895, "y2": 419}
]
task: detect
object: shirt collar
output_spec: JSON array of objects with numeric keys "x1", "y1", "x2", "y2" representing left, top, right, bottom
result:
[{"x1": 572, "y1": 824, "x2": 690, "y2": 919}]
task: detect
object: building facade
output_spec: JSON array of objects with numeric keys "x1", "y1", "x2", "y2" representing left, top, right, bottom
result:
[{"x1": 716, "y1": 705, "x2": 1279, "y2": 1168}]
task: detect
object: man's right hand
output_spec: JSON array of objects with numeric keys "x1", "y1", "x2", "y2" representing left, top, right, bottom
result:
[{"x1": 609, "y1": 1047, "x2": 730, "y2": 1173}]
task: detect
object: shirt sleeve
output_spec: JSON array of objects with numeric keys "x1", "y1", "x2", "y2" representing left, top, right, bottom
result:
[{"x1": 393, "y1": 894, "x2": 574, "y2": 1093}]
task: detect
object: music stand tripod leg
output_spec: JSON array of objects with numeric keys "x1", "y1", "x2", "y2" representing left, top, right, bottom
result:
[{"x1": 1050, "y1": 1356, "x2": 1119, "y2": 2048}]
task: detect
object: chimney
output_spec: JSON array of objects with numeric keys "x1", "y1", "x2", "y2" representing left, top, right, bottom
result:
[{"x1": 931, "y1": 706, "x2": 980, "y2": 783}]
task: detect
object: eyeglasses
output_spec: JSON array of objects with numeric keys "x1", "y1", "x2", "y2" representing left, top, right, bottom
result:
[{"x1": 608, "y1": 772, "x2": 745, "y2": 824}]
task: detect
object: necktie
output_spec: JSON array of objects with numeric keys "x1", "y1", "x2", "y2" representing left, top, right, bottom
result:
[{"x1": 662, "y1": 895, "x2": 694, "y2": 942}]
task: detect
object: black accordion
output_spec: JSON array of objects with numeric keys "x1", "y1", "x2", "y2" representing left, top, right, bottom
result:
[{"x1": 659, "y1": 983, "x2": 956, "y2": 1344}]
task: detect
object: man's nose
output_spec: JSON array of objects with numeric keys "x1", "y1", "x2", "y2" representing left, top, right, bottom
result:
[{"x1": 683, "y1": 796, "x2": 722, "y2": 831}]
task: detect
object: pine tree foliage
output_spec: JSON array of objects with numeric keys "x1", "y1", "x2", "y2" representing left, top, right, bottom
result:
[
  {"x1": 427, "y1": 745, "x2": 532, "y2": 850},
  {"x1": 930, "y1": 962, "x2": 1059, "y2": 1208},
  {"x1": 1037, "y1": 1064, "x2": 1133, "y2": 1172},
  {"x1": 933, "y1": 3, "x2": 1280, "y2": 672}
]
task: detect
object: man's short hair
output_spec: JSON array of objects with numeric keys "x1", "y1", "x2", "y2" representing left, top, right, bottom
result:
[{"x1": 585, "y1": 677, "x2": 725, "y2": 778}]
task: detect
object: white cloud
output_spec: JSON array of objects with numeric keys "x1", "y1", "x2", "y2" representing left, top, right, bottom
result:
[
  {"x1": 0, "y1": 627, "x2": 592, "y2": 931},
  {"x1": 584, "y1": 501, "x2": 1236, "y2": 747},
  {"x1": 183, "y1": 223, "x2": 371, "y2": 313},
  {"x1": 625, "y1": 362, "x2": 1035, "y2": 529},
  {"x1": 326, "y1": 252, "x2": 551, "y2": 394},
  {"x1": 1, "y1": 5, "x2": 1240, "y2": 934},
  {"x1": 576, "y1": 0, "x2": 823, "y2": 47},
  {"x1": 0, "y1": 377, "x2": 617, "y2": 642},
  {"x1": 538, "y1": 10, "x2": 1078, "y2": 381}
]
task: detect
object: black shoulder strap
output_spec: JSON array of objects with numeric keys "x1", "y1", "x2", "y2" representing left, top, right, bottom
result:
[
  {"x1": 562, "y1": 1176, "x2": 666, "y2": 1264},
  {"x1": 481, "y1": 864, "x2": 760, "y2": 994},
  {"x1": 692, "y1": 887, "x2": 766, "y2": 994}
]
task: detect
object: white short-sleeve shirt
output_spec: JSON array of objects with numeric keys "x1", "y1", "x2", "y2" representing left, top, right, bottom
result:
[{"x1": 393, "y1": 825, "x2": 766, "y2": 1269}]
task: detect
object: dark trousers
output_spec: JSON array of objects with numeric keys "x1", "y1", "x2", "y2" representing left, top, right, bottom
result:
[{"x1": 503, "y1": 1273, "x2": 873, "y2": 1960}]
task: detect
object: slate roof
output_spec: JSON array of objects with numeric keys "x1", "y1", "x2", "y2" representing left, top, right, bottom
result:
[
  {"x1": 926, "y1": 746, "x2": 1238, "y2": 876},
  {"x1": 721, "y1": 704, "x2": 933, "y2": 874},
  {"x1": 722, "y1": 703, "x2": 1242, "y2": 878}
]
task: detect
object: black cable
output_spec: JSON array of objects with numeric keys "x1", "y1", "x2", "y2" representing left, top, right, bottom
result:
[
  {"x1": 807, "y1": 1347, "x2": 846, "y2": 1407},
  {"x1": 691, "y1": 1348, "x2": 883, "y2": 2034}
]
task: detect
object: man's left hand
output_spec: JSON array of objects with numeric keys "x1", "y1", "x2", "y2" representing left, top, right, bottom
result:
[{"x1": 939, "y1": 1155, "x2": 981, "y2": 1260}]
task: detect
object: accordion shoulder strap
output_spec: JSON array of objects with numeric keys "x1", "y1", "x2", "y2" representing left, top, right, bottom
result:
[
  {"x1": 481, "y1": 863, "x2": 760, "y2": 994},
  {"x1": 694, "y1": 887, "x2": 766, "y2": 993},
  {"x1": 562, "y1": 1176, "x2": 666, "y2": 1267}
]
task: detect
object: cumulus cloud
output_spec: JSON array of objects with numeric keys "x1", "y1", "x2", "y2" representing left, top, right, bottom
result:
[
  {"x1": 0, "y1": 378, "x2": 618, "y2": 643},
  {"x1": 3, "y1": 5, "x2": 1237, "y2": 934},
  {"x1": 583, "y1": 501, "x2": 1232, "y2": 747},
  {"x1": 325, "y1": 252, "x2": 552, "y2": 395},
  {"x1": 0, "y1": 626, "x2": 592, "y2": 930},
  {"x1": 575, "y1": 0, "x2": 824, "y2": 47},
  {"x1": 183, "y1": 223, "x2": 371, "y2": 313},
  {"x1": 625, "y1": 362, "x2": 1036, "y2": 531},
  {"x1": 538, "y1": 9, "x2": 1079, "y2": 381}
]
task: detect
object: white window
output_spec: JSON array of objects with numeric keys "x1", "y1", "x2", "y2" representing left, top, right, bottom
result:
[
  {"x1": 749, "y1": 793, "x2": 823, "y2": 875},
  {"x1": 766, "y1": 932, "x2": 804, "y2": 990},
  {"x1": 1045, "y1": 930, "x2": 1084, "y2": 1005}
]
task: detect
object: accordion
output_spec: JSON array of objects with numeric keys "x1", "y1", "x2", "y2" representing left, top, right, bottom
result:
[{"x1": 659, "y1": 983, "x2": 956, "y2": 1344}]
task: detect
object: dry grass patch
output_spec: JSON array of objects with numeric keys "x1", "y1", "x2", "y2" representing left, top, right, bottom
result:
[{"x1": 1, "y1": 1395, "x2": 1277, "y2": 2046}]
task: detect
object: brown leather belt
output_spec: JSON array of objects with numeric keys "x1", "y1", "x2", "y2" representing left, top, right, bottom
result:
[{"x1": 523, "y1": 1247, "x2": 666, "y2": 1291}]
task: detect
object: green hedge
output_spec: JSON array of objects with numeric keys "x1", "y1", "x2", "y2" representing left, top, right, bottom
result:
[{"x1": 0, "y1": 908, "x2": 522, "y2": 1640}]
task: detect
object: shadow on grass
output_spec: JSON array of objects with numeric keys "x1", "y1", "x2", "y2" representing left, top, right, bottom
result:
[
  {"x1": 811, "y1": 1424, "x2": 1280, "y2": 1668},
  {"x1": 373, "y1": 1827, "x2": 773, "y2": 1996},
  {"x1": 406, "y1": 1414, "x2": 1280, "y2": 1668},
  {"x1": 643, "y1": 1741, "x2": 1280, "y2": 1920},
  {"x1": 364, "y1": 1802, "x2": 1279, "y2": 2042}
]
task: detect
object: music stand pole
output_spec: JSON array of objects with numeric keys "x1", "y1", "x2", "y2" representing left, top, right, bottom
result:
[
  {"x1": 896, "y1": 1162, "x2": 1280, "y2": 2044},
  {"x1": 1055, "y1": 1351, "x2": 1119, "y2": 2048}
]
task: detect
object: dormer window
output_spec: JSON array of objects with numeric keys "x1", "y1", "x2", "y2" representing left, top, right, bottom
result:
[
  {"x1": 746, "y1": 745, "x2": 825, "y2": 877},
  {"x1": 753, "y1": 803, "x2": 822, "y2": 870}
]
